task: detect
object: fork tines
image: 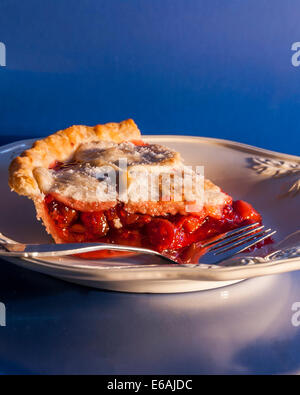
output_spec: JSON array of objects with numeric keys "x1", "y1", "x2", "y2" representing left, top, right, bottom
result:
[{"x1": 201, "y1": 222, "x2": 276, "y2": 264}]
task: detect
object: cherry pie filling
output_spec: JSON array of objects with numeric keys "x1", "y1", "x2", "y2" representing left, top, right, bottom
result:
[{"x1": 44, "y1": 194, "x2": 270, "y2": 262}]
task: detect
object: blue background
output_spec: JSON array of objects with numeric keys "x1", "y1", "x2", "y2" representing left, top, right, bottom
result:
[{"x1": 0, "y1": 0, "x2": 300, "y2": 155}]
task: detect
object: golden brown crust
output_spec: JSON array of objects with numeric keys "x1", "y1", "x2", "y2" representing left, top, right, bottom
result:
[{"x1": 9, "y1": 119, "x2": 141, "y2": 197}]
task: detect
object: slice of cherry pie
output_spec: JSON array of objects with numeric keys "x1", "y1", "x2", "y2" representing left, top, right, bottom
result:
[{"x1": 9, "y1": 119, "x2": 266, "y2": 261}]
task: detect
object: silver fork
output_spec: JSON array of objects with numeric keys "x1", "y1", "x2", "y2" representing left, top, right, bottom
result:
[{"x1": 0, "y1": 222, "x2": 275, "y2": 265}]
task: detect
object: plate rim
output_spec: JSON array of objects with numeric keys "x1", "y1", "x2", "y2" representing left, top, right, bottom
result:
[{"x1": 1, "y1": 134, "x2": 299, "y2": 162}]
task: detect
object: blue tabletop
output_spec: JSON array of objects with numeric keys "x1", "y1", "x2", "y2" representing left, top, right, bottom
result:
[{"x1": 0, "y1": 0, "x2": 300, "y2": 375}]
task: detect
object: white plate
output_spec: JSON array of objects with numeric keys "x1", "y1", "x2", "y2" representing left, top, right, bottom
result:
[{"x1": 1, "y1": 136, "x2": 299, "y2": 293}]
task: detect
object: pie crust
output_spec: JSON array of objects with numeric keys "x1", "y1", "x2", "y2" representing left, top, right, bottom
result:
[
  {"x1": 8, "y1": 119, "x2": 265, "y2": 259},
  {"x1": 9, "y1": 119, "x2": 141, "y2": 197}
]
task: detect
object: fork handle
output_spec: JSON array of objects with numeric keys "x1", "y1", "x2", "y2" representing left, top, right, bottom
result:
[{"x1": 0, "y1": 241, "x2": 174, "y2": 263}]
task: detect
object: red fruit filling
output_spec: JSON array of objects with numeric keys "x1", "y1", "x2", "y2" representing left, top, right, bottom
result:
[{"x1": 43, "y1": 194, "x2": 271, "y2": 262}]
